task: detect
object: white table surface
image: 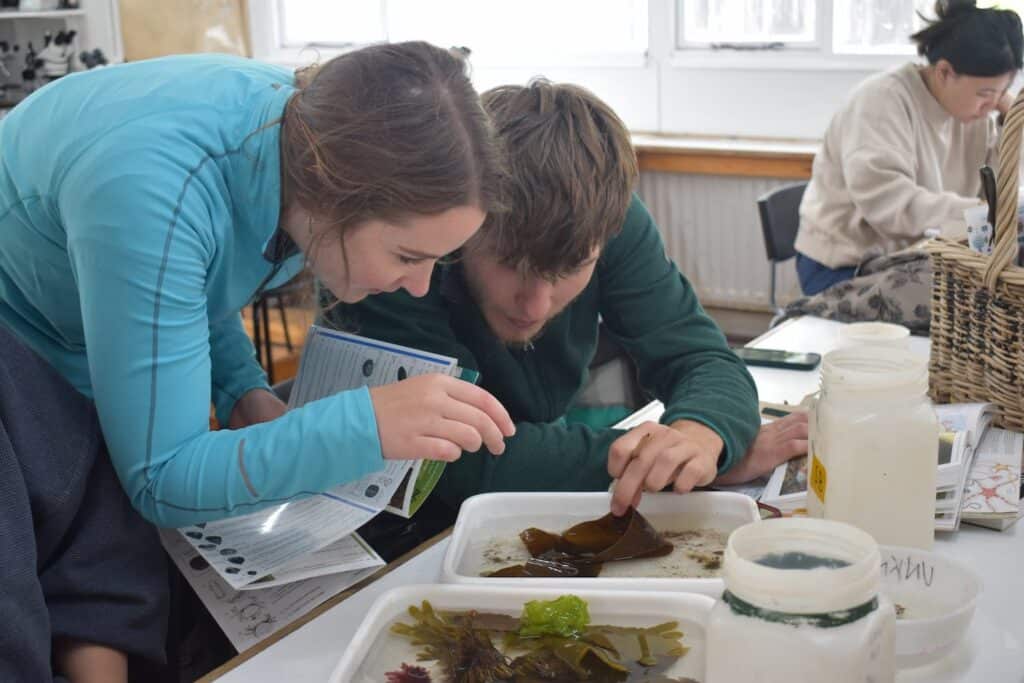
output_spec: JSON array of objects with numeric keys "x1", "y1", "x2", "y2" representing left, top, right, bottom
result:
[{"x1": 215, "y1": 317, "x2": 1024, "y2": 682}]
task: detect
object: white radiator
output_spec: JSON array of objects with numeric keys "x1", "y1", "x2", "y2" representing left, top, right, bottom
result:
[{"x1": 638, "y1": 171, "x2": 803, "y2": 311}]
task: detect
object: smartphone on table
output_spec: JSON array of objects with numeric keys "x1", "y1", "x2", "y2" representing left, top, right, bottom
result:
[{"x1": 732, "y1": 347, "x2": 821, "y2": 371}]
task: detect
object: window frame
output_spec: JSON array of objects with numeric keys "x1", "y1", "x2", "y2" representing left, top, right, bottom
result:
[
  {"x1": 672, "y1": 0, "x2": 919, "y2": 69},
  {"x1": 675, "y1": 0, "x2": 820, "y2": 50},
  {"x1": 248, "y1": 0, "x2": 650, "y2": 67},
  {"x1": 250, "y1": 0, "x2": 921, "y2": 68},
  {"x1": 247, "y1": 0, "x2": 929, "y2": 139}
]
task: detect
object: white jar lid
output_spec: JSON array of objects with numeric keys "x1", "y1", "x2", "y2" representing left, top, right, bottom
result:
[
  {"x1": 723, "y1": 517, "x2": 881, "y2": 615},
  {"x1": 821, "y1": 347, "x2": 928, "y2": 395},
  {"x1": 839, "y1": 322, "x2": 911, "y2": 349}
]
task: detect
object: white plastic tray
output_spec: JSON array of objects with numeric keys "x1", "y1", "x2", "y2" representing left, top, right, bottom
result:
[
  {"x1": 328, "y1": 583, "x2": 714, "y2": 683},
  {"x1": 442, "y1": 491, "x2": 759, "y2": 596}
]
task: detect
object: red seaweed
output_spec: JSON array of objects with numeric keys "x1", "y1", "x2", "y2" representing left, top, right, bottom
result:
[{"x1": 385, "y1": 662, "x2": 432, "y2": 682}]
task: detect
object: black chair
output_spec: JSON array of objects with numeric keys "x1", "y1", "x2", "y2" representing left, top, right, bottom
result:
[
  {"x1": 757, "y1": 182, "x2": 807, "y2": 325},
  {"x1": 251, "y1": 270, "x2": 312, "y2": 384}
]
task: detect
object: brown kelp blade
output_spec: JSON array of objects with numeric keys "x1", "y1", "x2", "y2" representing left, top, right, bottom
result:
[
  {"x1": 487, "y1": 508, "x2": 672, "y2": 578},
  {"x1": 564, "y1": 509, "x2": 674, "y2": 563}
]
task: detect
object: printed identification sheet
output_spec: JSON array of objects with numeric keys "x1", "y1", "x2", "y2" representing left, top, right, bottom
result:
[{"x1": 177, "y1": 326, "x2": 459, "y2": 588}]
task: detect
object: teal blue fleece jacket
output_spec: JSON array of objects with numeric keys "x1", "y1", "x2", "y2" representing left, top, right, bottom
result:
[{"x1": 0, "y1": 55, "x2": 383, "y2": 526}]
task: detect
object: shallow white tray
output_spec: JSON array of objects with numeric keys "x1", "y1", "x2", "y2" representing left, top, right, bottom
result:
[
  {"x1": 328, "y1": 583, "x2": 714, "y2": 683},
  {"x1": 442, "y1": 491, "x2": 759, "y2": 596}
]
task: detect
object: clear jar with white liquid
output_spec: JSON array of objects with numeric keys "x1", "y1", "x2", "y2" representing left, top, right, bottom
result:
[
  {"x1": 705, "y1": 518, "x2": 895, "y2": 683},
  {"x1": 807, "y1": 347, "x2": 938, "y2": 549}
]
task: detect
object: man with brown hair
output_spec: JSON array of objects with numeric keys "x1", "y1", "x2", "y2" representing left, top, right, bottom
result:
[{"x1": 325, "y1": 79, "x2": 806, "y2": 519}]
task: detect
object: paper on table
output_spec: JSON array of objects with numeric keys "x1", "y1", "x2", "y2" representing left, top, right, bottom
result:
[
  {"x1": 239, "y1": 533, "x2": 384, "y2": 590},
  {"x1": 178, "y1": 326, "x2": 459, "y2": 589},
  {"x1": 160, "y1": 530, "x2": 381, "y2": 652},
  {"x1": 961, "y1": 427, "x2": 1022, "y2": 519}
]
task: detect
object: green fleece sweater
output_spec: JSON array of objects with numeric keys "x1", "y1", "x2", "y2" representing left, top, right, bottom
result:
[{"x1": 329, "y1": 196, "x2": 760, "y2": 506}]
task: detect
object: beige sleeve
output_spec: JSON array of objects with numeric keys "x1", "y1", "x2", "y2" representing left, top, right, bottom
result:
[{"x1": 839, "y1": 94, "x2": 978, "y2": 240}]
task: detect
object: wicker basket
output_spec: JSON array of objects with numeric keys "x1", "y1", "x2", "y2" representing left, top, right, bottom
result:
[{"x1": 927, "y1": 92, "x2": 1024, "y2": 431}]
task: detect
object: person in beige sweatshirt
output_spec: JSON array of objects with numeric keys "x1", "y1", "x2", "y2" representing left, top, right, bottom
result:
[{"x1": 795, "y1": 1, "x2": 1022, "y2": 296}]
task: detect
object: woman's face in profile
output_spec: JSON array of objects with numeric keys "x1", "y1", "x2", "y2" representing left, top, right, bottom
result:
[
  {"x1": 935, "y1": 62, "x2": 1014, "y2": 123},
  {"x1": 292, "y1": 205, "x2": 485, "y2": 304}
]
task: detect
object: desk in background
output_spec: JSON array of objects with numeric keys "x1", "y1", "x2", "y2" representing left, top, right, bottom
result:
[{"x1": 210, "y1": 317, "x2": 1023, "y2": 682}]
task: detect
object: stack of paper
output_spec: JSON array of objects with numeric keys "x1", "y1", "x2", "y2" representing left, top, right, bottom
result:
[
  {"x1": 760, "y1": 403, "x2": 997, "y2": 531},
  {"x1": 933, "y1": 403, "x2": 996, "y2": 530},
  {"x1": 960, "y1": 427, "x2": 1023, "y2": 531}
]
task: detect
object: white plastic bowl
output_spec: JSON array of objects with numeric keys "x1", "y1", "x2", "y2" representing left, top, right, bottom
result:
[
  {"x1": 442, "y1": 491, "x2": 759, "y2": 597},
  {"x1": 328, "y1": 584, "x2": 714, "y2": 683},
  {"x1": 877, "y1": 545, "x2": 982, "y2": 668}
]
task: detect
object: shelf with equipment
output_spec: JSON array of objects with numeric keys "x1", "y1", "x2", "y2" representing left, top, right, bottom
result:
[
  {"x1": 0, "y1": 9, "x2": 86, "y2": 19},
  {"x1": 0, "y1": 0, "x2": 120, "y2": 113}
]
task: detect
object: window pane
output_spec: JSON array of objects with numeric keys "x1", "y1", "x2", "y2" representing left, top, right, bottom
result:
[
  {"x1": 678, "y1": 0, "x2": 817, "y2": 45},
  {"x1": 832, "y1": 0, "x2": 933, "y2": 54},
  {"x1": 275, "y1": 0, "x2": 646, "y2": 61},
  {"x1": 386, "y1": 0, "x2": 646, "y2": 61},
  {"x1": 278, "y1": 0, "x2": 385, "y2": 47}
]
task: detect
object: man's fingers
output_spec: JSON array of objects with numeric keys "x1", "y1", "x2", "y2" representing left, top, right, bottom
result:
[
  {"x1": 608, "y1": 422, "x2": 659, "y2": 478},
  {"x1": 611, "y1": 478, "x2": 637, "y2": 517},
  {"x1": 784, "y1": 439, "x2": 809, "y2": 460},
  {"x1": 673, "y1": 456, "x2": 715, "y2": 494},
  {"x1": 643, "y1": 448, "x2": 688, "y2": 493}
]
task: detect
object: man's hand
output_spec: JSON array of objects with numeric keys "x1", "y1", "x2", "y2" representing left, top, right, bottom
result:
[
  {"x1": 607, "y1": 420, "x2": 723, "y2": 516},
  {"x1": 227, "y1": 388, "x2": 288, "y2": 429},
  {"x1": 714, "y1": 411, "x2": 808, "y2": 485}
]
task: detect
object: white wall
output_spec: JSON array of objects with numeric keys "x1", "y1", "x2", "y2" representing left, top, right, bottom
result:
[{"x1": 657, "y1": 65, "x2": 878, "y2": 139}]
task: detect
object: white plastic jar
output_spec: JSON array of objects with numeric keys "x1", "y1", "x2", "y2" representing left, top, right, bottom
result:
[
  {"x1": 806, "y1": 347, "x2": 938, "y2": 549},
  {"x1": 705, "y1": 518, "x2": 895, "y2": 683}
]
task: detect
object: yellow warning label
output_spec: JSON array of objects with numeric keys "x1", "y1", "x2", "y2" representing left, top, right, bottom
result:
[{"x1": 809, "y1": 453, "x2": 827, "y2": 503}]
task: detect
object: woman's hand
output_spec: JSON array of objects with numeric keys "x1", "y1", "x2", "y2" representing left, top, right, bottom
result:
[
  {"x1": 369, "y1": 374, "x2": 515, "y2": 462},
  {"x1": 998, "y1": 89, "x2": 1017, "y2": 117},
  {"x1": 227, "y1": 388, "x2": 288, "y2": 429},
  {"x1": 607, "y1": 420, "x2": 724, "y2": 516}
]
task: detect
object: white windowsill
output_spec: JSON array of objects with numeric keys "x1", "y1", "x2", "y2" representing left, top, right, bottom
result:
[
  {"x1": 668, "y1": 49, "x2": 909, "y2": 72},
  {"x1": 631, "y1": 133, "x2": 819, "y2": 157}
]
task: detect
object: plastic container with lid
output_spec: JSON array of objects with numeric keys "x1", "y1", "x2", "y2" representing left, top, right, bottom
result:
[
  {"x1": 705, "y1": 517, "x2": 895, "y2": 683},
  {"x1": 806, "y1": 347, "x2": 938, "y2": 549}
]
